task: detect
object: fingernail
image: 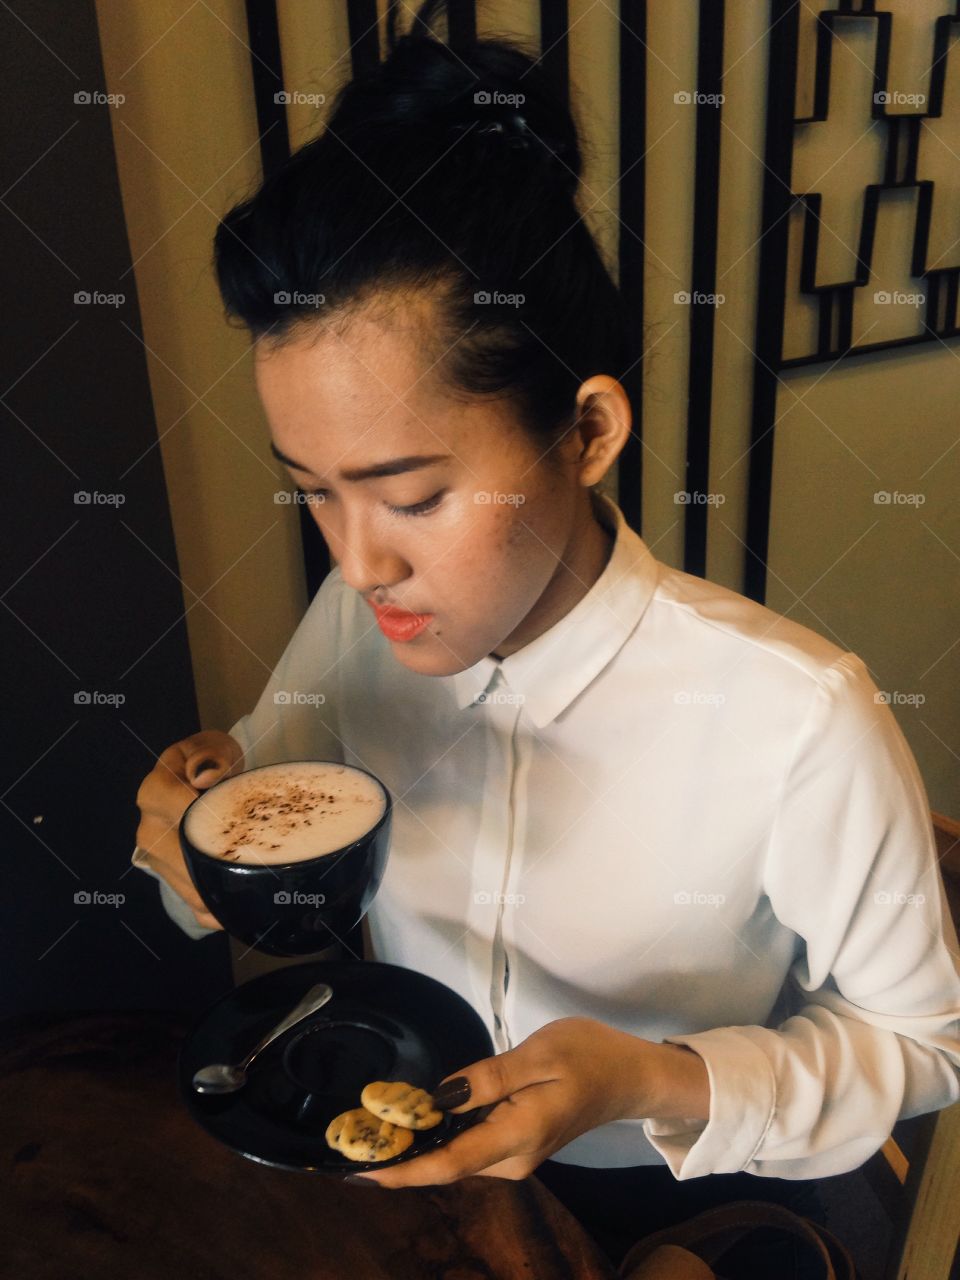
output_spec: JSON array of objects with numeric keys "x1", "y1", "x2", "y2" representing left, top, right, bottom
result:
[
  {"x1": 432, "y1": 1075, "x2": 471, "y2": 1110},
  {"x1": 344, "y1": 1174, "x2": 377, "y2": 1187}
]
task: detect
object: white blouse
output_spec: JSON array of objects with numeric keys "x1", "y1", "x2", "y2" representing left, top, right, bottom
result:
[{"x1": 134, "y1": 490, "x2": 960, "y2": 1178}]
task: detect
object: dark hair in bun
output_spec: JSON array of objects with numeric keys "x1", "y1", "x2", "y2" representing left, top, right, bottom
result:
[{"x1": 214, "y1": 0, "x2": 629, "y2": 450}]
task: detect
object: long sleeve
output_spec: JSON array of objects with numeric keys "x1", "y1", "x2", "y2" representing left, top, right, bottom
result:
[
  {"x1": 131, "y1": 566, "x2": 350, "y2": 938},
  {"x1": 643, "y1": 652, "x2": 960, "y2": 1180}
]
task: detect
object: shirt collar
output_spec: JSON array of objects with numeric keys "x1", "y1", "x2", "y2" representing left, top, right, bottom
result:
[{"x1": 451, "y1": 490, "x2": 660, "y2": 728}]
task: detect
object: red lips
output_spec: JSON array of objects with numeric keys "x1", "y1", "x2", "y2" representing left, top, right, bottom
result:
[{"x1": 366, "y1": 601, "x2": 434, "y2": 643}]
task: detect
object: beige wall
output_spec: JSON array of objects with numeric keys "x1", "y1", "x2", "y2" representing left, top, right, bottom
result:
[
  {"x1": 95, "y1": 0, "x2": 307, "y2": 737},
  {"x1": 97, "y1": 1, "x2": 958, "y2": 825}
]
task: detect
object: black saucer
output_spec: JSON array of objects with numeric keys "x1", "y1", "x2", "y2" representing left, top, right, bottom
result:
[{"x1": 178, "y1": 960, "x2": 493, "y2": 1174}]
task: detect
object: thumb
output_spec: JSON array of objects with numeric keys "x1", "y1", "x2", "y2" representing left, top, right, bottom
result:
[
  {"x1": 183, "y1": 749, "x2": 234, "y2": 790},
  {"x1": 432, "y1": 1043, "x2": 547, "y2": 1114}
]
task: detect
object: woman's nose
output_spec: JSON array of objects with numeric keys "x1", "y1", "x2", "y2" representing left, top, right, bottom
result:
[{"x1": 331, "y1": 514, "x2": 409, "y2": 597}]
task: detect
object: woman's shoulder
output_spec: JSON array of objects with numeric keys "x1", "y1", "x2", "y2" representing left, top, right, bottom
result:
[{"x1": 647, "y1": 559, "x2": 852, "y2": 689}]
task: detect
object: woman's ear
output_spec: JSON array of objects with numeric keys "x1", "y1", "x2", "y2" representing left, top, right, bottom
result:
[{"x1": 571, "y1": 375, "x2": 632, "y2": 486}]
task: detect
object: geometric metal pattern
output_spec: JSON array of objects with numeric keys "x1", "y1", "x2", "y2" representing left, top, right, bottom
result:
[{"x1": 746, "y1": 0, "x2": 960, "y2": 600}]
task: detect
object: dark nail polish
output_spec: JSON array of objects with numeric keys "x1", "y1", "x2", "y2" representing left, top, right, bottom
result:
[
  {"x1": 344, "y1": 1174, "x2": 377, "y2": 1187},
  {"x1": 432, "y1": 1075, "x2": 471, "y2": 1110}
]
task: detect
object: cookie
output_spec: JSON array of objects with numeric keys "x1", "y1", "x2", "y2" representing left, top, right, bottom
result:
[
  {"x1": 325, "y1": 1106, "x2": 414, "y2": 1162},
  {"x1": 360, "y1": 1080, "x2": 443, "y2": 1131}
]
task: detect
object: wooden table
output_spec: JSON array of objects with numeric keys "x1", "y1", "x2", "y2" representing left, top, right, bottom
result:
[{"x1": 0, "y1": 1010, "x2": 617, "y2": 1279}]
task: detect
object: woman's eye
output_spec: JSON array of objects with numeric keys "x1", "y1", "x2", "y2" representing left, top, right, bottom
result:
[{"x1": 386, "y1": 491, "x2": 445, "y2": 518}]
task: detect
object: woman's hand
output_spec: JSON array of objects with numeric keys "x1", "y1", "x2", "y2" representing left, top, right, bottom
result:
[
  {"x1": 134, "y1": 730, "x2": 244, "y2": 930},
  {"x1": 348, "y1": 1016, "x2": 709, "y2": 1188}
]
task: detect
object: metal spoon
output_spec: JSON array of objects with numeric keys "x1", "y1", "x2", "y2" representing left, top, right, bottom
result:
[{"x1": 192, "y1": 982, "x2": 334, "y2": 1094}]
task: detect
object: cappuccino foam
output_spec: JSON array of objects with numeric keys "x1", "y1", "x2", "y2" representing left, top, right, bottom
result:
[{"x1": 184, "y1": 761, "x2": 387, "y2": 865}]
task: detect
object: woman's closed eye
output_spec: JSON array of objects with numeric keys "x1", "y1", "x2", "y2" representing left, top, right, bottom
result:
[{"x1": 295, "y1": 487, "x2": 446, "y2": 517}]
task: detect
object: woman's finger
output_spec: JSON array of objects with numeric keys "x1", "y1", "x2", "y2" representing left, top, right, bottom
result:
[
  {"x1": 353, "y1": 1101, "x2": 526, "y2": 1188},
  {"x1": 432, "y1": 1040, "x2": 557, "y2": 1115}
]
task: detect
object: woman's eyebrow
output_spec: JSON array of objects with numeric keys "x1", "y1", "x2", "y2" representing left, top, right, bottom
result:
[{"x1": 269, "y1": 440, "x2": 450, "y2": 482}]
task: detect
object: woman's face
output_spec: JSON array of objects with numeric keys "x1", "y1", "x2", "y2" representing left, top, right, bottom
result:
[{"x1": 254, "y1": 300, "x2": 607, "y2": 677}]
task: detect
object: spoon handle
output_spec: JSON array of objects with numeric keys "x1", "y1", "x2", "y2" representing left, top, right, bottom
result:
[{"x1": 238, "y1": 982, "x2": 333, "y2": 1071}]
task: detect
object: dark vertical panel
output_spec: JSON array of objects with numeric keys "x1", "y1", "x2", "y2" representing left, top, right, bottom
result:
[
  {"x1": 539, "y1": 0, "x2": 570, "y2": 109},
  {"x1": 745, "y1": 0, "x2": 799, "y2": 602},
  {"x1": 243, "y1": 0, "x2": 330, "y2": 600},
  {"x1": 346, "y1": 0, "x2": 382, "y2": 76},
  {"x1": 1, "y1": 0, "x2": 231, "y2": 1014},
  {"x1": 683, "y1": 0, "x2": 725, "y2": 578},
  {"x1": 617, "y1": 0, "x2": 647, "y2": 536},
  {"x1": 446, "y1": 0, "x2": 477, "y2": 49}
]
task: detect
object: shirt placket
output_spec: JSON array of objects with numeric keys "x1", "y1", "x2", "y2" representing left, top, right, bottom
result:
[{"x1": 464, "y1": 668, "x2": 524, "y2": 1052}]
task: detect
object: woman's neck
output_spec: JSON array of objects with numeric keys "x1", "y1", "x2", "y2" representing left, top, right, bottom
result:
[{"x1": 491, "y1": 490, "x2": 615, "y2": 661}]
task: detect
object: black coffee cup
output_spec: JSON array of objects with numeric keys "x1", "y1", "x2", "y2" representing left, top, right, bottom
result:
[{"x1": 179, "y1": 760, "x2": 392, "y2": 955}]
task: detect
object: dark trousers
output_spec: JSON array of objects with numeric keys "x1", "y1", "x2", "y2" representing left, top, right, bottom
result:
[{"x1": 533, "y1": 1158, "x2": 829, "y2": 1277}]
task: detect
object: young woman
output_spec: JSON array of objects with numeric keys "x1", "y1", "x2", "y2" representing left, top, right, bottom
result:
[{"x1": 133, "y1": 2, "x2": 960, "y2": 1270}]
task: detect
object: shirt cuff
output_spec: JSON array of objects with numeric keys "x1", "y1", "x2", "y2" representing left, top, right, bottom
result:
[
  {"x1": 129, "y1": 845, "x2": 219, "y2": 941},
  {"x1": 641, "y1": 1028, "x2": 777, "y2": 1179}
]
